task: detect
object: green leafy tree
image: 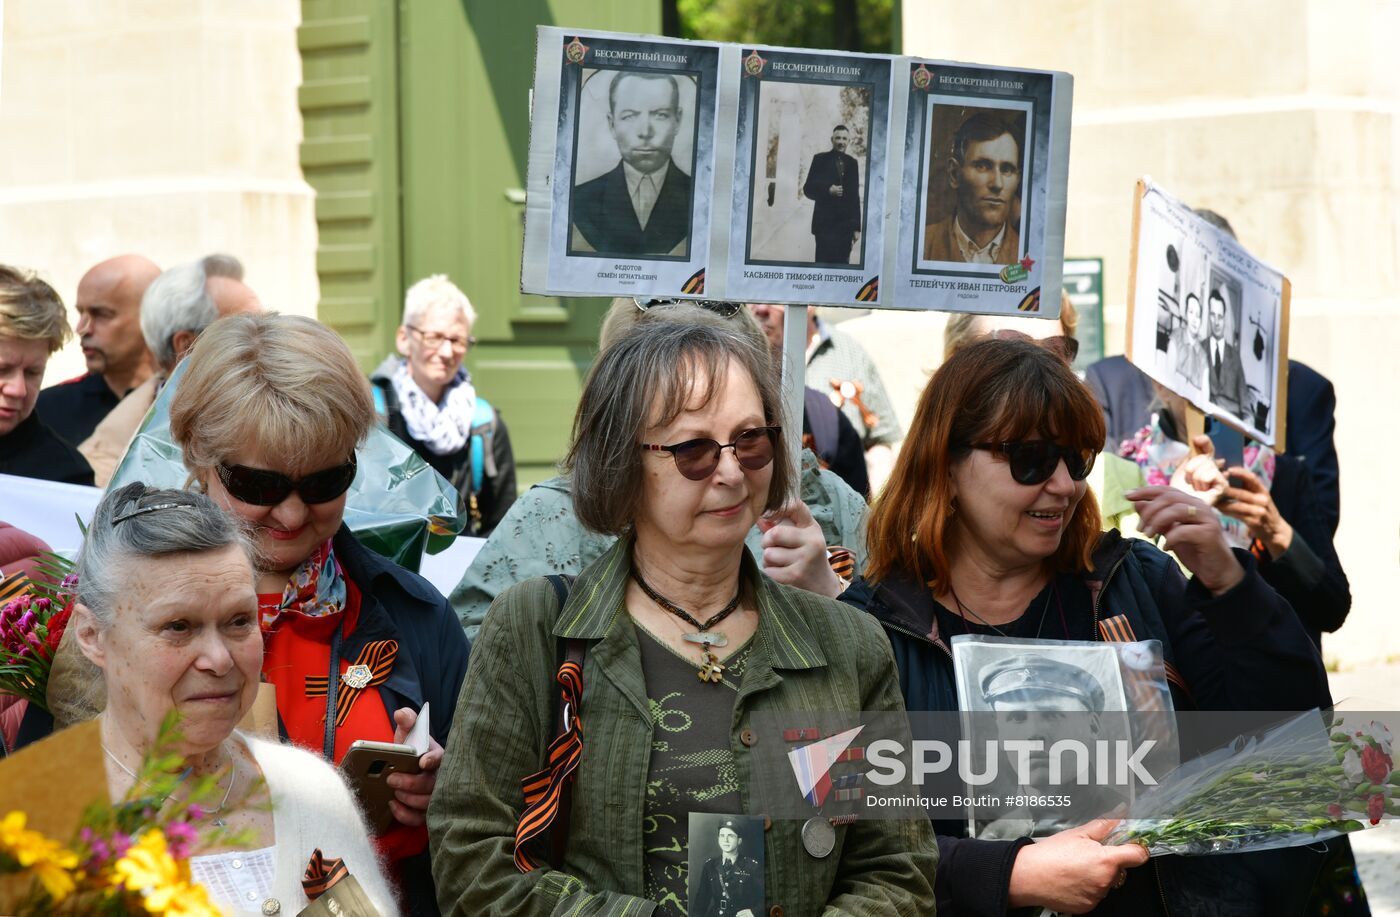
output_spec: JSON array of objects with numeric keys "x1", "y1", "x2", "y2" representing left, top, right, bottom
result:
[{"x1": 664, "y1": 0, "x2": 896, "y2": 54}]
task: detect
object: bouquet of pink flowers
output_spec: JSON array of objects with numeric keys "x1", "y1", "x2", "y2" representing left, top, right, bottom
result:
[{"x1": 0, "y1": 591, "x2": 73, "y2": 708}]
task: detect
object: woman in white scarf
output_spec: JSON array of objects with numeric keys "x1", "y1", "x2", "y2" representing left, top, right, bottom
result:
[{"x1": 370, "y1": 274, "x2": 517, "y2": 535}]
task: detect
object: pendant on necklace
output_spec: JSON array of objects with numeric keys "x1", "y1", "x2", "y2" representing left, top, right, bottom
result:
[
  {"x1": 683, "y1": 632, "x2": 728, "y2": 648},
  {"x1": 697, "y1": 648, "x2": 726, "y2": 684}
]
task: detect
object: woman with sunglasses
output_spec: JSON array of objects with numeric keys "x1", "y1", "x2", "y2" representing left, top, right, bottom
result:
[
  {"x1": 841, "y1": 339, "x2": 1329, "y2": 916},
  {"x1": 429, "y1": 316, "x2": 936, "y2": 914},
  {"x1": 168, "y1": 313, "x2": 469, "y2": 917}
]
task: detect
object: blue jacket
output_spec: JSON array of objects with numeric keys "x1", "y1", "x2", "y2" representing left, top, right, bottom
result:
[
  {"x1": 841, "y1": 530, "x2": 1332, "y2": 917},
  {"x1": 330, "y1": 526, "x2": 471, "y2": 749}
]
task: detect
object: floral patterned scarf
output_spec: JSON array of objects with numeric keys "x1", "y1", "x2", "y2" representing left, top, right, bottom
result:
[
  {"x1": 1119, "y1": 413, "x2": 1276, "y2": 550},
  {"x1": 258, "y1": 540, "x2": 347, "y2": 631}
]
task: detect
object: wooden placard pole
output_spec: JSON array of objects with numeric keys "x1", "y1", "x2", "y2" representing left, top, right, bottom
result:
[{"x1": 781, "y1": 304, "x2": 808, "y2": 480}]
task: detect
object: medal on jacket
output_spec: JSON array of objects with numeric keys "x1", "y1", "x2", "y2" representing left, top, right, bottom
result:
[{"x1": 801, "y1": 817, "x2": 836, "y2": 858}]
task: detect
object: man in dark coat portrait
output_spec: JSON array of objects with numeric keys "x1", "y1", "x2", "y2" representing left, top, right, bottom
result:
[
  {"x1": 802, "y1": 124, "x2": 862, "y2": 265},
  {"x1": 570, "y1": 71, "x2": 693, "y2": 258},
  {"x1": 692, "y1": 819, "x2": 762, "y2": 917}
]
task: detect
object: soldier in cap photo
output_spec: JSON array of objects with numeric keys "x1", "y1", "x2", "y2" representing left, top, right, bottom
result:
[
  {"x1": 691, "y1": 817, "x2": 763, "y2": 917},
  {"x1": 977, "y1": 652, "x2": 1127, "y2": 839},
  {"x1": 980, "y1": 652, "x2": 1108, "y2": 713}
]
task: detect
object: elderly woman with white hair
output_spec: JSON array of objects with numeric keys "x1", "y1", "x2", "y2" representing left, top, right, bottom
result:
[
  {"x1": 70, "y1": 483, "x2": 398, "y2": 916},
  {"x1": 371, "y1": 274, "x2": 516, "y2": 536},
  {"x1": 169, "y1": 312, "x2": 469, "y2": 916}
]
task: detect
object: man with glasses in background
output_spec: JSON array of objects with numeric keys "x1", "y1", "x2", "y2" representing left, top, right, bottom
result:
[{"x1": 371, "y1": 274, "x2": 516, "y2": 536}]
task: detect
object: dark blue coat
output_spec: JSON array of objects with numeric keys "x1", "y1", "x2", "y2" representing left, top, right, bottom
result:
[
  {"x1": 841, "y1": 531, "x2": 1331, "y2": 917},
  {"x1": 329, "y1": 526, "x2": 470, "y2": 749}
]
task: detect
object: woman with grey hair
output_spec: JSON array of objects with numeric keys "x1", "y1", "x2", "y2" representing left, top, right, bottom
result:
[
  {"x1": 68, "y1": 483, "x2": 398, "y2": 916},
  {"x1": 168, "y1": 312, "x2": 467, "y2": 916},
  {"x1": 428, "y1": 315, "x2": 936, "y2": 914},
  {"x1": 370, "y1": 274, "x2": 517, "y2": 536}
]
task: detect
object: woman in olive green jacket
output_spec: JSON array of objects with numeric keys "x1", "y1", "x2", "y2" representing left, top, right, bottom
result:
[{"x1": 428, "y1": 309, "x2": 937, "y2": 915}]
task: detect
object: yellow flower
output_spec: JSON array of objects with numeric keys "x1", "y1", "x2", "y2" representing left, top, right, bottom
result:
[
  {"x1": 113, "y1": 830, "x2": 225, "y2": 916},
  {"x1": 113, "y1": 830, "x2": 180, "y2": 906},
  {"x1": 159, "y1": 879, "x2": 225, "y2": 917},
  {"x1": 0, "y1": 811, "x2": 79, "y2": 903}
]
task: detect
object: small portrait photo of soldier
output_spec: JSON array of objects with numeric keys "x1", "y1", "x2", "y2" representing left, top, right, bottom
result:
[
  {"x1": 569, "y1": 68, "x2": 699, "y2": 259},
  {"x1": 920, "y1": 106, "x2": 1028, "y2": 267},
  {"x1": 688, "y1": 813, "x2": 765, "y2": 917},
  {"x1": 954, "y1": 644, "x2": 1132, "y2": 837}
]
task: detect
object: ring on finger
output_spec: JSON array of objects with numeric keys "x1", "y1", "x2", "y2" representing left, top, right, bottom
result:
[
  {"x1": 1187, "y1": 505, "x2": 1197, "y2": 520},
  {"x1": 1114, "y1": 870, "x2": 1127, "y2": 889}
]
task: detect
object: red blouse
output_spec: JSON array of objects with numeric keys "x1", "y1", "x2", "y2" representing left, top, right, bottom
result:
[{"x1": 259, "y1": 577, "x2": 427, "y2": 866}]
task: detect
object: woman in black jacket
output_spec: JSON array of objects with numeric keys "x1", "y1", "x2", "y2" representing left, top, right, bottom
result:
[{"x1": 842, "y1": 339, "x2": 1331, "y2": 916}]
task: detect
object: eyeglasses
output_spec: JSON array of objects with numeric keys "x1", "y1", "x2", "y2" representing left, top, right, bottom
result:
[
  {"x1": 641, "y1": 426, "x2": 781, "y2": 481},
  {"x1": 406, "y1": 325, "x2": 474, "y2": 351},
  {"x1": 986, "y1": 328, "x2": 1079, "y2": 364},
  {"x1": 633, "y1": 298, "x2": 743, "y2": 318},
  {"x1": 215, "y1": 457, "x2": 358, "y2": 506},
  {"x1": 970, "y1": 441, "x2": 1096, "y2": 486}
]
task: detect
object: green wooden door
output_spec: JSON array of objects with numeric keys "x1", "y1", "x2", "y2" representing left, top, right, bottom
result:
[
  {"x1": 299, "y1": 0, "x2": 405, "y2": 369},
  {"x1": 301, "y1": 0, "x2": 660, "y2": 488}
]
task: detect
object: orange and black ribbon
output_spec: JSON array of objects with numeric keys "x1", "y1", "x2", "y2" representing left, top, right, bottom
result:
[
  {"x1": 514, "y1": 658, "x2": 584, "y2": 873},
  {"x1": 302, "y1": 848, "x2": 349, "y2": 900},
  {"x1": 827, "y1": 547, "x2": 856, "y2": 582},
  {"x1": 0, "y1": 573, "x2": 32, "y2": 606},
  {"x1": 1098, "y1": 613, "x2": 1192, "y2": 703},
  {"x1": 305, "y1": 639, "x2": 397, "y2": 728}
]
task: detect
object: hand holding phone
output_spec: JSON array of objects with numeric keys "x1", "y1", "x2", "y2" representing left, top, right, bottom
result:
[{"x1": 340, "y1": 739, "x2": 424, "y2": 834}]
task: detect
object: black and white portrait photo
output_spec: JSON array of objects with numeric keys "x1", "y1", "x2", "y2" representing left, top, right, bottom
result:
[
  {"x1": 688, "y1": 813, "x2": 765, "y2": 917},
  {"x1": 1204, "y1": 270, "x2": 1254, "y2": 421},
  {"x1": 1151, "y1": 234, "x2": 1209, "y2": 400},
  {"x1": 1129, "y1": 181, "x2": 1287, "y2": 443},
  {"x1": 953, "y1": 638, "x2": 1132, "y2": 836},
  {"x1": 745, "y1": 83, "x2": 871, "y2": 267},
  {"x1": 920, "y1": 104, "x2": 1029, "y2": 267},
  {"x1": 568, "y1": 67, "x2": 700, "y2": 259}
]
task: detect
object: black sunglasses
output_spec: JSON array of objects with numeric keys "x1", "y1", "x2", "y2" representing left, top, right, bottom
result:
[
  {"x1": 970, "y1": 441, "x2": 1096, "y2": 486},
  {"x1": 633, "y1": 297, "x2": 743, "y2": 318},
  {"x1": 641, "y1": 426, "x2": 781, "y2": 481},
  {"x1": 216, "y1": 457, "x2": 358, "y2": 506}
]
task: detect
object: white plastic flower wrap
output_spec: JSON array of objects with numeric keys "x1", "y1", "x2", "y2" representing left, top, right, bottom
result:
[{"x1": 1105, "y1": 710, "x2": 1399, "y2": 856}]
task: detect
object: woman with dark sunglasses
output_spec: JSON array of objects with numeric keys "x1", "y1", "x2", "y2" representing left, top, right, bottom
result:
[
  {"x1": 429, "y1": 315, "x2": 936, "y2": 914},
  {"x1": 164, "y1": 313, "x2": 468, "y2": 917},
  {"x1": 841, "y1": 339, "x2": 1329, "y2": 916}
]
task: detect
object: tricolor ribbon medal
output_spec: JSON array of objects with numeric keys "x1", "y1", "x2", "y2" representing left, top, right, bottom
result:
[{"x1": 306, "y1": 639, "x2": 398, "y2": 727}]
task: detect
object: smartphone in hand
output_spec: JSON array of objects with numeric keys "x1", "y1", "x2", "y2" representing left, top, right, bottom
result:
[{"x1": 340, "y1": 739, "x2": 423, "y2": 834}]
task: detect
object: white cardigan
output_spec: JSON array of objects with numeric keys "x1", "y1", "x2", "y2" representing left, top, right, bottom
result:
[{"x1": 203, "y1": 733, "x2": 401, "y2": 917}]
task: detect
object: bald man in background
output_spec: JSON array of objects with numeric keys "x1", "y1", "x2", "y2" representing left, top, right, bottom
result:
[
  {"x1": 36, "y1": 255, "x2": 160, "y2": 446},
  {"x1": 80, "y1": 254, "x2": 263, "y2": 485}
]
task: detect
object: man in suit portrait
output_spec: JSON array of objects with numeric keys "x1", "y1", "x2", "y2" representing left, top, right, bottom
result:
[
  {"x1": 570, "y1": 71, "x2": 693, "y2": 258},
  {"x1": 801, "y1": 124, "x2": 862, "y2": 264},
  {"x1": 923, "y1": 112, "x2": 1022, "y2": 265},
  {"x1": 1206, "y1": 287, "x2": 1249, "y2": 416}
]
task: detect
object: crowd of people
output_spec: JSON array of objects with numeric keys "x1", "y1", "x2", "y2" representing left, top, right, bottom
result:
[{"x1": 0, "y1": 229, "x2": 1362, "y2": 917}]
